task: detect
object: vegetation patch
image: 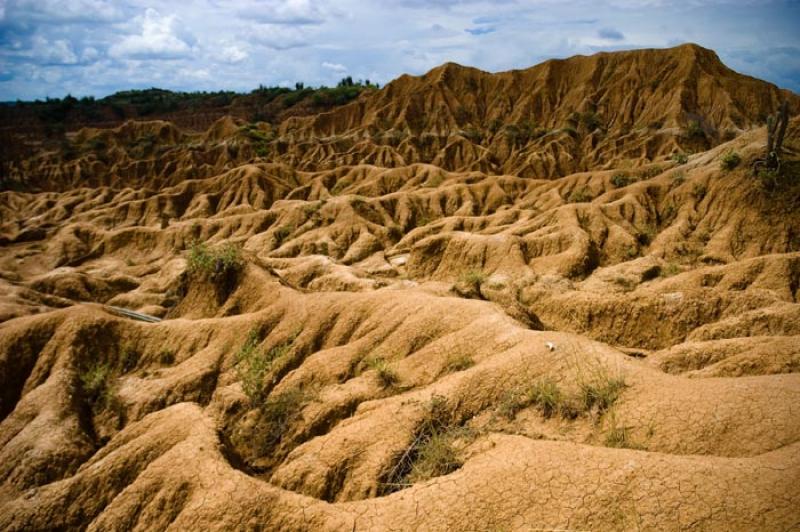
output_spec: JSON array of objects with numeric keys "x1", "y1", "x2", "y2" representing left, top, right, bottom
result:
[
  {"x1": 442, "y1": 354, "x2": 475, "y2": 375},
  {"x1": 499, "y1": 377, "x2": 576, "y2": 420},
  {"x1": 659, "y1": 262, "x2": 681, "y2": 278},
  {"x1": 671, "y1": 152, "x2": 689, "y2": 165},
  {"x1": 720, "y1": 150, "x2": 741, "y2": 171},
  {"x1": 684, "y1": 120, "x2": 706, "y2": 140},
  {"x1": 499, "y1": 368, "x2": 626, "y2": 422},
  {"x1": 366, "y1": 356, "x2": 399, "y2": 388},
  {"x1": 577, "y1": 367, "x2": 627, "y2": 415},
  {"x1": 382, "y1": 396, "x2": 468, "y2": 492},
  {"x1": 611, "y1": 173, "x2": 633, "y2": 188},
  {"x1": 567, "y1": 187, "x2": 593, "y2": 203},
  {"x1": 187, "y1": 241, "x2": 243, "y2": 278},
  {"x1": 236, "y1": 328, "x2": 293, "y2": 405},
  {"x1": 459, "y1": 269, "x2": 487, "y2": 290}
]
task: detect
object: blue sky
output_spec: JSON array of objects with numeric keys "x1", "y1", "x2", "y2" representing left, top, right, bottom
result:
[{"x1": 1, "y1": 0, "x2": 798, "y2": 101}]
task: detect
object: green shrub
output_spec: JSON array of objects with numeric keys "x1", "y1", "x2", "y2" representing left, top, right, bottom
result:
[
  {"x1": 526, "y1": 378, "x2": 565, "y2": 419},
  {"x1": 684, "y1": 120, "x2": 705, "y2": 139},
  {"x1": 443, "y1": 354, "x2": 474, "y2": 374},
  {"x1": 660, "y1": 262, "x2": 681, "y2": 278},
  {"x1": 405, "y1": 426, "x2": 463, "y2": 484},
  {"x1": 236, "y1": 328, "x2": 293, "y2": 405},
  {"x1": 187, "y1": 241, "x2": 243, "y2": 277},
  {"x1": 671, "y1": 152, "x2": 688, "y2": 165},
  {"x1": 719, "y1": 150, "x2": 741, "y2": 171},
  {"x1": 367, "y1": 357, "x2": 398, "y2": 388},
  {"x1": 79, "y1": 362, "x2": 119, "y2": 413},
  {"x1": 567, "y1": 187, "x2": 592, "y2": 203},
  {"x1": 578, "y1": 369, "x2": 626, "y2": 414},
  {"x1": 640, "y1": 165, "x2": 663, "y2": 179},
  {"x1": 80, "y1": 362, "x2": 110, "y2": 401},
  {"x1": 611, "y1": 173, "x2": 632, "y2": 188},
  {"x1": 459, "y1": 269, "x2": 487, "y2": 290},
  {"x1": 252, "y1": 388, "x2": 308, "y2": 451},
  {"x1": 383, "y1": 396, "x2": 466, "y2": 491},
  {"x1": 499, "y1": 377, "x2": 574, "y2": 420}
]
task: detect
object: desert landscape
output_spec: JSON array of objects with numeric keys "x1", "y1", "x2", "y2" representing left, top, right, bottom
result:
[{"x1": 1, "y1": 43, "x2": 800, "y2": 530}]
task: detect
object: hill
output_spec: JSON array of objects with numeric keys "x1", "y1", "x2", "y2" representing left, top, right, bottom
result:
[{"x1": 1, "y1": 44, "x2": 799, "y2": 531}]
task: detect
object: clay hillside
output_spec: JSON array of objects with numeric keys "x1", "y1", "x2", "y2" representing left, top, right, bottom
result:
[{"x1": 1, "y1": 43, "x2": 800, "y2": 531}]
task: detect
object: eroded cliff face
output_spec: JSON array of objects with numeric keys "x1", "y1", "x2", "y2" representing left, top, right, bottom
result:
[{"x1": 1, "y1": 44, "x2": 800, "y2": 531}]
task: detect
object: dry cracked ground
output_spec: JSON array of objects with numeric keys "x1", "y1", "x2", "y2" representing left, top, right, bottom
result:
[{"x1": 1, "y1": 44, "x2": 800, "y2": 530}]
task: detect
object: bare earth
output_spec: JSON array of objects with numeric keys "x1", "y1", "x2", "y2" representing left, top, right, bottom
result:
[{"x1": 1, "y1": 44, "x2": 800, "y2": 531}]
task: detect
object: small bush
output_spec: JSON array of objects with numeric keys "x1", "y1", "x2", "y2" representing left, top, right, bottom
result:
[
  {"x1": 367, "y1": 357, "x2": 398, "y2": 388},
  {"x1": 578, "y1": 369, "x2": 626, "y2": 414},
  {"x1": 236, "y1": 329, "x2": 293, "y2": 405},
  {"x1": 499, "y1": 377, "x2": 571, "y2": 420},
  {"x1": 684, "y1": 120, "x2": 705, "y2": 140},
  {"x1": 459, "y1": 269, "x2": 487, "y2": 290},
  {"x1": 639, "y1": 165, "x2": 663, "y2": 179},
  {"x1": 80, "y1": 362, "x2": 110, "y2": 401},
  {"x1": 660, "y1": 262, "x2": 681, "y2": 278},
  {"x1": 187, "y1": 241, "x2": 243, "y2": 278},
  {"x1": 383, "y1": 396, "x2": 466, "y2": 491},
  {"x1": 254, "y1": 388, "x2": 308, "y2": 450},
  {"x1": 719, "y1": 150, "x2": 741, "y2": 171},
  {"x1": 692, "y1": 183, "x2": 707, "y2": 199},
  {"x1": 611, "y1": 173, "x2": 632, "y2": 188},
  {"x1": 671, "y1": 152, "x2": 688, "y2": 165},
  {"x1": 405, "y1": 427, "x2": 463, "y2": 484},
  {"x1": 79, "y1": 362, "x2": 119, "y2": 413},
  {"x1": 567, "y1": 187, "x2": 592, "y2": 203},
  {"x1": 443, "y1": 354, "x2": 475, "y2": 374},
  {"x1": 526, "y1": 378, "x2": 565, "y2": 419},
  {"x1": 671, "y1": 171, "x2": 686, "y2": 186}
]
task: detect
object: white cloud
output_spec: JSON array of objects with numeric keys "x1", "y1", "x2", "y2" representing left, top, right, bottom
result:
[
  {"x1": 1, "y1": 0, "x2": 798, "y2": 100},
  {"x1": 217, "y1": 45, "x2": 249, "y2": 64},
  {"x1": 109, "y1": 8, "x2": 195, "y2": 60},
  {"x1": 3, "y1": 0, "x2": 126, "y2": 24},
  {"x1": 322, "y1": 61, "x2": 347, "y2": 72},
  {"x1": 248, "y1": 24, "x2": 311, "y2": 50},
  {"x1": 236, "y1": 0, "x2": 326, "y2": 25}
]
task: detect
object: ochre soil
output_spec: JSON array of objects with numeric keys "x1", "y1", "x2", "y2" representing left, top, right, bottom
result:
[{"x1": 1, "y1": 44, "x2": 800, "y2": 531}]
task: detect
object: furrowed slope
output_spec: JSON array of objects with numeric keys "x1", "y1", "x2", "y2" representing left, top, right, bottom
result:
[{"x1": 1, "y1": 44, "x2": 799, "y2": 531}]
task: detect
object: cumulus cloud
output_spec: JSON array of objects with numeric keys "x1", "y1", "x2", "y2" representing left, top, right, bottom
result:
[
  {"x1": 236, "y1": 0, "x2": 326, "y2": 25},
  {"x1": 248, "y1": 24, "x2": 311, "y2": 50},
  {"x1": 216, "y1": 45, "x2": 249, "y2": 64},
  {"x1": 322, "y1": 61, "x2": 347, "y2": 72},
  {"x1": 1, "y1": 0, "x2": 798, "y2": 100},
  {"x1": 109, "y1": 8, "x2": 195, "y2": 60},
  {"x1": 1, "y1": 0, "x2": 127, "y2": 25}
]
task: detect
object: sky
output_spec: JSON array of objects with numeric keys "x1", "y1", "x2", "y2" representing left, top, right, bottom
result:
[{"x1": 0, "y1": 0, "x2": 799, "y2": 101}]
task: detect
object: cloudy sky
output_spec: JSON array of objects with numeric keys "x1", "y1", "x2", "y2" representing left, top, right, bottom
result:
[{"x1": 0, "y1": 0, "x2": 798, "y2": 101}]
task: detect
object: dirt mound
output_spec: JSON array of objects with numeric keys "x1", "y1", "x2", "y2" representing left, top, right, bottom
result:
[{"x1": 1, "y1": 44, "x2": 800, "y2": 530}]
